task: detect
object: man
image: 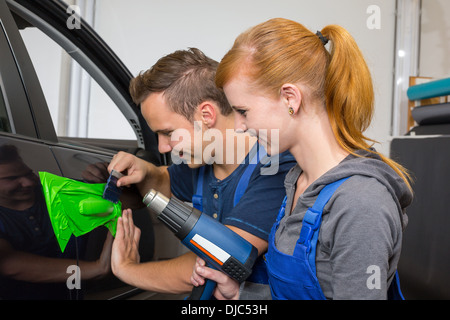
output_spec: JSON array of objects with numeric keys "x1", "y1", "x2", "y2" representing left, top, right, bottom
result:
[{"x1": 109, "y1": 48, "x2": 295, "y2": 299}]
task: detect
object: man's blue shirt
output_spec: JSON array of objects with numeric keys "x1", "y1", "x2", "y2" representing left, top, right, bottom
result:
[{"x1": 167, "y1": 145, "x2": 296, "y2": 241}]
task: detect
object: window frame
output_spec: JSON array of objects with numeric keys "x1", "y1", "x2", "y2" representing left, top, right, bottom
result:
[
  {"x1": 7, "y1": 0, "x2": 145, "y2": 146},
  {"x1": 0, "y1": 15, "x2": 39, "y2": 138}
]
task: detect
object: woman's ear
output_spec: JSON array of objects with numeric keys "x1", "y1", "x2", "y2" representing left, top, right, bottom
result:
[{"x1": 280, "y1": 83, "x2": 302, "y2": 115}]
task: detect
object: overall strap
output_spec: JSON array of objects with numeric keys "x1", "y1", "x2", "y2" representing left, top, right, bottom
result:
[
  {"x1": 276, "y1": 196, "x2": 288, "y2": 222},
  {"x1": 192, "y1": 144, "x2": 267, "y2": 211},
  {"x1": 296, "y1": 177, "x2": 350, "y2": 274},
  {"x1": 234, "y1": 144, "x2": 270, "y2": 285},
  {"x1": 233, "y1": 144, "x2": 267, "y2": 206},
  {"x1": 192, "y1": 166, "x2": 205, "y2": 211},
  {"x1": 388, "y1": 271, "x2": 405, "y2": 300}
]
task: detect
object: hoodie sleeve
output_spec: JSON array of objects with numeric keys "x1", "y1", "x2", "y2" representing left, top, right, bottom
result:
[{"x1": 317, "y1": 175, "x2": 404, "y2": 300}]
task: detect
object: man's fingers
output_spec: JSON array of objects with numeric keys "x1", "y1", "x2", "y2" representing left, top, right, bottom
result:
[
  {"x1": 134, "y1": 225, "x2": 141, "y2": 244},
  {"x1": 108, "y1": 152, "x2": 133, "y2": 174},
  {"x1": 115, "y1": 216, "x2": 124, "y2": 239},
  {"x1": 121, "y1": 209, "x2": 131, "y2": 238},
  {"x1": 121, "y1": 209, "x2": 140, "y2": 245},
  {"x1": 108, "y1": 152, "x2": 127, "y2": 172},
  {"x1": 127, "y1": 209, "x2": 135, "y2": 241}
]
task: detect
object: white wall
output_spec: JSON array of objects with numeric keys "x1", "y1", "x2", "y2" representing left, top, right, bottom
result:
[
  {"x1": 93, "y1": 0, "x2": 397, "y2": 155},
  {"x1": 420, "y1": 0, "x2": 450, "y2": 78},
  {"x1": 20, "y1": 0, "x2": 399, "y2": 154}
]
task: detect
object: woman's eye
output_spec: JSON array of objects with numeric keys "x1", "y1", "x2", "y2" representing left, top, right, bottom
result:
[{"x1": 236, "y1": 109, "x2": 247, "y2": 116}]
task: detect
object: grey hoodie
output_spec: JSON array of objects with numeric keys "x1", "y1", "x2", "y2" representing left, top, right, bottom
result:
[{"x1": 275, "y1": 149, "x2": 413, "y2": 300}]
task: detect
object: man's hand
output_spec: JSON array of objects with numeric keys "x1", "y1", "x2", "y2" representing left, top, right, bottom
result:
[
  {"x1": 108, "y1": 152, "x2": 150, "y2": 188},
  {"x1": 108, "y1": 151, "x2": 171, "y2": 198},
  {"x1": 111, "y1": 209, "x2": 141, "y2": 281}
]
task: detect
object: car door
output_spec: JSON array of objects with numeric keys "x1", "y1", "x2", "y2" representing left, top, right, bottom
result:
[
  {"x1": 0, "y1": 0, "x2": 76, "y2": 300},
  {"x1": 0, "y1": 0, "x2": 159, "y2": 299}
]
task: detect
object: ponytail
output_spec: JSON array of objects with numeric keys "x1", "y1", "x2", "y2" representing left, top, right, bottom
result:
[
  {"x1": 216, "y1": 19, "x2": 412, "y2": 191},
  {"x1": 321, "y1": 25, "x2": 374, "y2": 146},
  {"x1": 321, "y1": 25, "x2": 412, "y2": 191}
]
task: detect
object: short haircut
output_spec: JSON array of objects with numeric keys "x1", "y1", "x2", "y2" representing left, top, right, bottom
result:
[{"x1": 129, "y1": 48, "x2": 232, "y2": 121}]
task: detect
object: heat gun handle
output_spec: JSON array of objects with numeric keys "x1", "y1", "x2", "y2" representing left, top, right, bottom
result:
[{"x1": 187, "y1": 277, "x2": 217, "y2": 300}]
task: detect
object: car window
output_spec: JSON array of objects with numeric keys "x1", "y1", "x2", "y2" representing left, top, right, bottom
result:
[
  {"x1": 18, "y1": 26, "x2": 135, "y2": 140},
  {"x1": 0, "y1": 87, "x2": 12, "y2": 133}
]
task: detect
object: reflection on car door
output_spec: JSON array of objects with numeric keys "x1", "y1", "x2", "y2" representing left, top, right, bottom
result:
[{"x1": 0, "y1": 0, "x2": 155, "y2": 300}]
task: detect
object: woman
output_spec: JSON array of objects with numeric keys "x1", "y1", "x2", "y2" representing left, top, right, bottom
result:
[{"x1": 190, "y1": 18, "x2": 413, "y2": 300}]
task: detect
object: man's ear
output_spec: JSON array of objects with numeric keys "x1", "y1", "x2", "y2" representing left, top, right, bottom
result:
[
  {"x1": 280, "y1": 83, "x2": 302, "y2": 115},
  {"x1": 198, "y1": 101, "x2": 217, "y2": 128}
]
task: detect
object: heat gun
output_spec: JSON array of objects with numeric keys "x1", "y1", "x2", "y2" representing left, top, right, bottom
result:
[{"x1": 143, "y1": 189, "x2": 258, "y2": 300}]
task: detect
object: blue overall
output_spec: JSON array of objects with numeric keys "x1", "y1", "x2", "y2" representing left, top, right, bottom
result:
[
  {"x1": 265, "y1": 177, "x2": 405, "y2": 300},
  {"x1": 192, "y1": 144, "x2": 269, "y2": 284},
  {"x1": 192, "y1": 145, "x2": 267, "y2": 213}
]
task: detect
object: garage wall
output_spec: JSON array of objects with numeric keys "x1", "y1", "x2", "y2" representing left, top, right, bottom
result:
[
  {"x1": 20, "y1": 0, "x2": 399, "y2": 155},
  {"x1": 419, "y1": 0, "x2": 450, "y2": 78},
  {"x1": 93, "y1": 0, "x2": 397, "y2": 155}
]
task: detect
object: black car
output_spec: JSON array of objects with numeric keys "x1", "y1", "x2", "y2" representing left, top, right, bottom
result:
[{"x1": 0, "y1": 0, "x2": 178, "y2": 300}]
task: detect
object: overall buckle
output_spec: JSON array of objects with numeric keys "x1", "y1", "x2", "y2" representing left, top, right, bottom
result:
[{"x1": 298, "y1": 208, "x2": 321, "y2": 252}]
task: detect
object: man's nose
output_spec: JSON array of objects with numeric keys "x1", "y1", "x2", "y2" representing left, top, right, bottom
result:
[{"x1": 158, "y1": 135, "x2": 173, "y2": 154}]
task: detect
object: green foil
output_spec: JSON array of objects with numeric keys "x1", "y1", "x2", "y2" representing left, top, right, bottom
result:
[{"x1": 39, "y1": 171, "x2": 122, "y2": 252}]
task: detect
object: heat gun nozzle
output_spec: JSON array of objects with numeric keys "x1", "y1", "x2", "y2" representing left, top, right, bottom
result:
[
  {"x1": 143, "y1": 189, "x2": 200, "y2": 239},
  {"x1": 143, "y1": 189, "x2": 169, "y2": 213}
]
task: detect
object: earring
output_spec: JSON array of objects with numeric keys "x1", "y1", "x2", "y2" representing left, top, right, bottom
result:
[{"x1": 288, "y1": 106, "x2": 294, "y2": 115}]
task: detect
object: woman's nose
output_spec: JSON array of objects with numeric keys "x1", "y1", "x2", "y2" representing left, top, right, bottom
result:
[{"x1": 234, "y1": 115, "x2": 247, "y2": 133}]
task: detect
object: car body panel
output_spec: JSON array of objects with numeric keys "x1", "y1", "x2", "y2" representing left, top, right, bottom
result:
[{"x1": 0, "y1": 0, "x2": 173, "y2": 300}]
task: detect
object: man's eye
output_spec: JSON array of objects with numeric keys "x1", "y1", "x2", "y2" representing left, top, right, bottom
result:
[
  {"x1": 236, "y1": 109, "x2": 247, "y2": 116},
  {"x1": 159, "y1": 131, "x2": 172, "y2": 137}
]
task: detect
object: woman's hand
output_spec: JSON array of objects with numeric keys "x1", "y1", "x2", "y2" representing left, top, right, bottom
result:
[{"x1": 191, "y1": 257, "x2": 240, "y2": 300}]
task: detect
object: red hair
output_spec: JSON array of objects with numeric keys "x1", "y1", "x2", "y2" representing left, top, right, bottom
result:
[{"x1": 216, "y1": 18, "x2": 412, "y2": 190}]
